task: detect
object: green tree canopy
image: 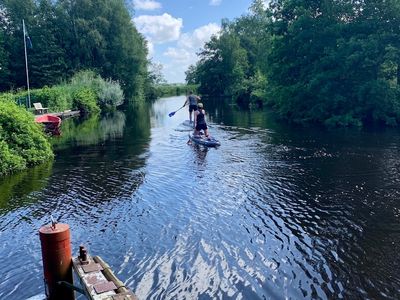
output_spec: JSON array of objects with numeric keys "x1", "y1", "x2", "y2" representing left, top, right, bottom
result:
[
  {"x1": 1, "y1": 0, "x2": 150, "y2": 99},
  {"x1": 189, "y1": 0, "x2": 400, "y2": 126}
]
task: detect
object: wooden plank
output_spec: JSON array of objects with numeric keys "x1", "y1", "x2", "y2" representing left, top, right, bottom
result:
[
  {"x1": 72, "y1": 254, "x2": 138, "y2": 300},
  {"x1": 72, "y1": 256, "x2": 116, "y2": 300}
]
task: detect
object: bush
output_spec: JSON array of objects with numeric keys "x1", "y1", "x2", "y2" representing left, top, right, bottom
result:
[
  {"x1": 97, "y1": 78, "x2": 124, "y2": 109},
  {"x1": 72, "y1": 88, "x2": 100, "y2": 114},
  {"x1": 0, "y1": 93, "x2": 16, "y2": 103},
  {"x1": 0, "y1": 101, "x2": 53, "y2": 176},
  {"x1": 0, "y1": 138, "x2": 26, "y2": 175},
  {"x1": 70, "y1": 70, "x2": 124, "y2": 109},
  {"x1": 0, "y1": 71, "x2": 124, "y2": 116}
]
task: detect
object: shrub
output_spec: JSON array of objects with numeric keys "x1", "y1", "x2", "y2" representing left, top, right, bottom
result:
[
  {"x1": 69, "y1": 70, "x2": 124, "y2": 109},
  {"x1": 30, "y1": 86, "x2": 74, "y2": 112},
  {"x1": 1, "y1": 71, "x2": 124, "y2": 114},
  {"x1": 72, "y1": 88, "x2": 100, "y2": 114},
  {"x1": 0, "y1": 101, "x2": 53, "y2": 176},
  {"x1": 0, "y1": 93, "x2": 16, "y2": 103},
  {"x1": 97, "y1": 78, "x2": 124, "y2": 109}
]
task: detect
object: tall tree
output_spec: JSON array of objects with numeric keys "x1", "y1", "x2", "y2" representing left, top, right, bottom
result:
[
  {"x1": 1, "y1": 0, "x2": 36, "y2": 90},
  {"x1": 0, "y1": 27, "x2": 10, "y2": 90},
  {"x1": 29, "y1": 0, "x2": 68, "y2": 87},
  {"x1": 1, "y1": 0, "x2": 150, "y2": 99}
]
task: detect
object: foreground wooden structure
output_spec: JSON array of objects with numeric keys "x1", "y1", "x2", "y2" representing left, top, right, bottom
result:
[
  {"x1": 72, "y1": 248, "x2": 138, "y2": 300},
  {"x1": 39, "y1": 223, "x2": 137, "y2": 300}
]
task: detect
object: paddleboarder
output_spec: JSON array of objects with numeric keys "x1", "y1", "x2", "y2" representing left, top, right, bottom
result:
[{"x1": 183, "y1": 91, "x2": 201, "y2": 124}]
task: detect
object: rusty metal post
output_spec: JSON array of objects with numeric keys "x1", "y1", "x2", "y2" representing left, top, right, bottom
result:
[{"x1": 39, "y1": 223, "x2": 74, "y2": 300}]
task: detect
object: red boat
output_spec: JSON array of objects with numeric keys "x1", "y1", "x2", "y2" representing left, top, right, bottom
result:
[{"x1": 35, "y1": 114, "x2": 62, "y2": 134}]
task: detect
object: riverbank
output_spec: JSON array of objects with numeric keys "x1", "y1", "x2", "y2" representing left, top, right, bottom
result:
[{"x1": 0, "y1": 71, "x2": 125, "y2": 177}]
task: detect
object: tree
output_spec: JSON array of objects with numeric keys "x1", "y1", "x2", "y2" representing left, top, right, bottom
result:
[
  {"x1": 185, "y1": 64, "x2": 198, "y2": 85},
  {"x1": 0, "y1": 27, "x2": 10, "y2": 90},
  {"x1": 1, "y1": 0, "x2": 150, "y2": 100},
  {"x1": 29, "y1": 0, "x2": 68, "y2": 87},
  {"x1": 148, "y1": 62, "x2": 165, "y2": 85}
]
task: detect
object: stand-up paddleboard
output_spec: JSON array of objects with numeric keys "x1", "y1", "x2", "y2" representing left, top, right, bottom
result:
[
  {"x1": 189, "y1": 133, "x2": 221, "y2": 147},
  {"x1": 182, "y1": 120, "x2": 194, "y2": 128}
]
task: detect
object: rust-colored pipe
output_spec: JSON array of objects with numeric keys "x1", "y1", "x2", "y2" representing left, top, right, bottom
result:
[{"x1": 39, "y1": 223, "x2": 74, "y2": 300}]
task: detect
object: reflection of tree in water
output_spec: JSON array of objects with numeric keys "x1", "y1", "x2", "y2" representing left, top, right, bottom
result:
[
  {"x1": 0, "y1": 161, "x2": 53, "y2": 212},
  {"x1": 52, "y1": 111, "x2": 127, "y2": 149},
  {"x1": 46, "y1": 104, "x2": 151, "y2": 206}
]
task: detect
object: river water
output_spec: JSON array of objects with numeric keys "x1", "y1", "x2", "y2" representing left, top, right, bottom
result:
[{"x1": 0, "y1": 96, "x2": 399, "y2": 299}]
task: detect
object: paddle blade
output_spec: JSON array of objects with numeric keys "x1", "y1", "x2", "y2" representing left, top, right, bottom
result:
[{"x1": 168, "y1": 111, "x2": 176, "y2": 117}]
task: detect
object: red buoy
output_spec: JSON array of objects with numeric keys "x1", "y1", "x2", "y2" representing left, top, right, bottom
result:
[{"x1": 39, "y1": 223, "x2": 74, "y2": 300}]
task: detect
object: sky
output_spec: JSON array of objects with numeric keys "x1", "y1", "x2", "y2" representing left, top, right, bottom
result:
[{"x1": 131, "y1": 0, "x2": 254, "y2": 83}]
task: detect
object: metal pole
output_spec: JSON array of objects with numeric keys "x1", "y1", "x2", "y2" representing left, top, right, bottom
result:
[{"x1": 22, "y1": 19, "x2": 31, "y2": 109}]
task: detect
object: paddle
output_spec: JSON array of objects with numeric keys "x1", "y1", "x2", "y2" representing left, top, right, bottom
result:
[{"x1": 168, "y1": 105, "x2": 185, "y2": 117}]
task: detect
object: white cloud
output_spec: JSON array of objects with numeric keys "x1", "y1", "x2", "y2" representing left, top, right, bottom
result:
[
  {"x1": 146, "y1": 40, "x2": 154, "y2": 58},
  {"x1": 133, "y1": 0, "x2": 161, "y2": 10},
  {"x1": 164, "y1": 48, "x2": 192, "y2": 63},
  {"x1": 178, "y1": 23, "x2": 220, "y2": 50},
  {"x1": 162, "y1": 23, "x2": 221, "y2": 82},
  {"x1": 134, "y1": 13, "x2": 183, "y2": 44},
  {"x1": 209, "y1": 0, "x2": 222, "y2": 6}
]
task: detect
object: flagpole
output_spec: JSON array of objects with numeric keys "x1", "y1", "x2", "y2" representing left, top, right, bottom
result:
[{"x1": 22, "y1": 19, "x2": 31, "y2": 109}]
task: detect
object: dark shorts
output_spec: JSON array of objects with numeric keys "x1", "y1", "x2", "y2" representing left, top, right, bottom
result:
[
  {"x1": 189, "y1": 104, "x2": 197, "y2": 112},
  {"x1": 196, "y1": 123, "x2": 208, "y2": 131}
]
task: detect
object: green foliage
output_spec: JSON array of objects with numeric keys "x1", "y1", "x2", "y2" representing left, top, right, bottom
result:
[
  {"x1": 72, "y1": 88, "x2": 100, "y2": 114},
  {"x1": 30, "y1": 86, "x2": 73, "y2": 112},
  {"x1": 0, "y1": 93, "x2": 17, "y2": 103},
  {"x1": 69, "y1": 70, "x2": 124, "y2": 109},
  {"x1": 0, "y1": 70, "x2": 124, "y2": 114},
  {"x1": 97, "y1": 79, "x2": 124, "y2": 108},
  {"x1": 0, "y1": 101, "x2": 53, "y2": 176},
  {"x1": 0, "y1": 28, "x2": 10, "y2": 91},
  {"x1": 0, "y1": 138, "x2": 26, "y2": 176},
  {"x1": 1, "y1": 0, "x2": 149, "y2": 100},
  {"x1": 190, "y1": 0, "x2": 400, "y2": 127}
]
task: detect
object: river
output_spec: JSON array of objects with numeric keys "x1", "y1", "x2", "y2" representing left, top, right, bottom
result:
[{"x1": 0, "y1": 96, "x2": 399, "y2": 299}]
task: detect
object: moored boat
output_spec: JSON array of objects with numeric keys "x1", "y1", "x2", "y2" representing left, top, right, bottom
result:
[{"x1": 35, "y1": 114, "x2": 62, "y2": 134}]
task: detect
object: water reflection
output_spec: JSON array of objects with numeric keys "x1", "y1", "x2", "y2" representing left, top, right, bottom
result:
[
  {"x1": 0, "y1": 161, "x2": 53, "y2": 213},
  {"x1": 52, "y1": 111, "x2": 127, "y2": 149}
]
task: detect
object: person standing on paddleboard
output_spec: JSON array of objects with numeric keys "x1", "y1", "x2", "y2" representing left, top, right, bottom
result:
[{"x1": 183, "y1": 91, "x2": 201, "y2": 124}]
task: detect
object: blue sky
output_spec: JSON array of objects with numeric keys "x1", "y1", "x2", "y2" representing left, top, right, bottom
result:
[{"x1": 132, "y1": 0, "x2": 254, "y2": 83}]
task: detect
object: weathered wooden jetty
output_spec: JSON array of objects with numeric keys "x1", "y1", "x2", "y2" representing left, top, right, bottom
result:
[{"x1": 49, "y1": 110, "x2": 80, "y2": 119}]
